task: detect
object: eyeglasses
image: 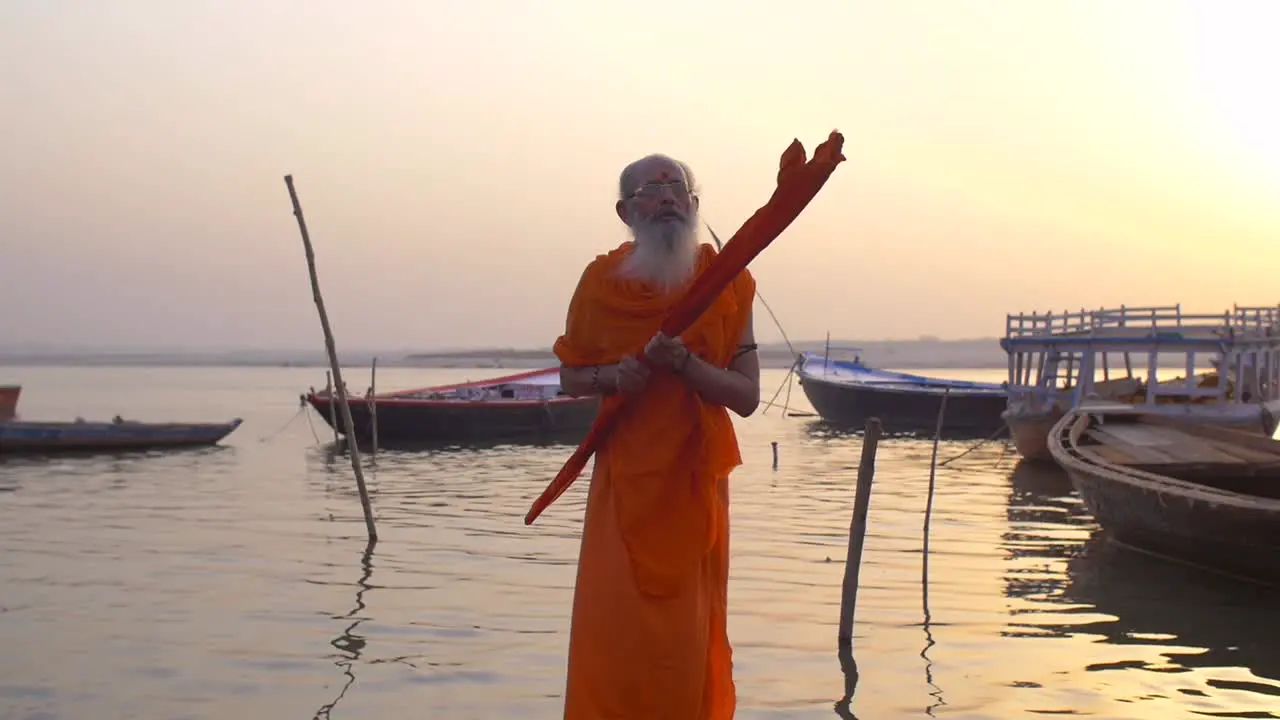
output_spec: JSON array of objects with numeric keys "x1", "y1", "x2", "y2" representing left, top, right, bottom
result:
[{"x1": 630, "y1": 179, "x2": 690, "y2": 200}]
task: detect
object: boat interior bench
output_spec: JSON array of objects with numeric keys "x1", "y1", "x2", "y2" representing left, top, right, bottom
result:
[{"x1": 1080, "y1": 421, "x2": 1280, "y2": 496}]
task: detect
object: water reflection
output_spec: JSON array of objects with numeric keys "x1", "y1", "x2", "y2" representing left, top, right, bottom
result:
[
  {"x1": 920, "y1": 595, "x2": 944, "y2": 718},
  {"x1": 314, "y1": 545, "x2": 375, "y2": 719},
  {"x1": 1002, "y1": 459, "x2": 1094, "y2": 615},
  {"x1": 311, "y1": 428, "x2": 588, "y2": 459},
  {"x1": 1003, "y1": 458, "x2": 1280, "y2": 715},
  {"x1": 802, "y1": 420, "x2": 937, "y2": 443},
  {"x1": 803, "y1": 419, "x2": 999, "y2": 443},
  {"x1": 920, "y1": 470, "x2": 945, "y2": 718},
  {"x1": 0, "y1": 445, "x2": 242, "y2": 494},
  {"x1": 1063, "y1": 538, "x2": 1280, "y2": 681},
  {"x1": 834, "y1": 644, "x2": 858, "y2": 719}
]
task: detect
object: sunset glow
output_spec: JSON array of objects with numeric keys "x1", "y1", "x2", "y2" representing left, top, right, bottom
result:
[{"x1": 0, "y1": 0, "x2": 1276, "y2": 352}]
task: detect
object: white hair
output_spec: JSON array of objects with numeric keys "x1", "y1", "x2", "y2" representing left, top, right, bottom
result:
[
  {"x1": 615, "y1": 154, "x2": 701, "y2": 293},
  {"x1": 617, "y1": 154, "x2": 700, "y2": 201}
]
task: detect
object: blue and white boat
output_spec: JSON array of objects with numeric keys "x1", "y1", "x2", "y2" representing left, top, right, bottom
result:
[
  {"x1": 795, "y1": 350, "x2": 1007, "y2": 435},
  {"x1": 0, "y1": 416, "x2": 243, "y2": 455}
]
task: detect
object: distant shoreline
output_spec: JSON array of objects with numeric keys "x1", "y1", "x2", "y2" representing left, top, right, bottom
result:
[{"x1": 0, "y1": 337, "x2": 1013, "y2": 371}]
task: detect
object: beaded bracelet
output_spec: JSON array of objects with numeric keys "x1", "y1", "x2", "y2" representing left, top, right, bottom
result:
[{"x1": 675, "y1": 348, "x2": 694, "y2": 374}]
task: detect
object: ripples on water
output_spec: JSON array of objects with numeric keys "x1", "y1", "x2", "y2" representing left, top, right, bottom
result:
[{"x1": 0, "y1": 366, "x2": 1277, "y2": 719}]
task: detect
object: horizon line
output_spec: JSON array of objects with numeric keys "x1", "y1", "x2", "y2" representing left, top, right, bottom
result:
[{"x1": 0, "y1": 336, "x2": 1004, "y2": 357}]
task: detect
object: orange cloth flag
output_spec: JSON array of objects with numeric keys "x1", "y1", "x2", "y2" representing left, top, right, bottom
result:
[
  {"x1": 555, "y1": 242, "x2": 755, "y2": 719},
  {"x1": 524, "y1": 130, "x2": 846, "y2": 525}
]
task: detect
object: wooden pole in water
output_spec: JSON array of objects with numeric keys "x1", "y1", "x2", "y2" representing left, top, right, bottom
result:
[
  {"x1": 369, "y1": 356, "x2": 379, "y2": 463},
  {"x1": 922, "y1": 388, "x2": 950, "y2": 625},
  {"x1": 325, "y1": 370, "x2": 338, "y2": 444},
  {"x1": 922, "y1": 388, "x2": 950, "y2": 563},
  {"x1": 838, "y1": 417, "x2": 882, "y2": 646},
  {"x1": 284, "y1": 175, "x2": 378, "y2": 545}
]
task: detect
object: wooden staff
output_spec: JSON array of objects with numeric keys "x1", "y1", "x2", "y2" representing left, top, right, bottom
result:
[
  {"x1": 838, "y1": 417, "x2": 882, "y2": 645},
  {"x1": 284, "y1": 175, "x2": 377, "y2": 545}
]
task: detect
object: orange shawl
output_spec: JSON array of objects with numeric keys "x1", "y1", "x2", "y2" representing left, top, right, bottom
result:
[{"x1": 553, "y1": 242, "x2": 756, "y2": 595}]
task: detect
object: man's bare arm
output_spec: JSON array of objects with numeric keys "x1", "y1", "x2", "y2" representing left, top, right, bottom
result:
[
  {"x1": 560, "y1": 364, "x2": 620, "y2": 397},
  {"x1": 678, "y1": 310, "x2": 761, "y2": 418}
]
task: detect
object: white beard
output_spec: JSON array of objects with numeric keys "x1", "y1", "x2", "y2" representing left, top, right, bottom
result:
[{"x1": 617, "y1": 213, "x2": 700, "y2": 293}]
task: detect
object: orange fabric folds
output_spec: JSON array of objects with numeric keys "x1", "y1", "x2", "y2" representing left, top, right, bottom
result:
[
  {"x1": 554, "y1": 243, "x2": 755, "y2": 596},
  {"x1": 556, "y1": 243, "x2": 754, "y2": 719}
]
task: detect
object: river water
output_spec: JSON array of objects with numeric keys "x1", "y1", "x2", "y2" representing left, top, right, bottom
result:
[{"x1": 0, "y1": 366, "x2": 1276, "y2": 719}]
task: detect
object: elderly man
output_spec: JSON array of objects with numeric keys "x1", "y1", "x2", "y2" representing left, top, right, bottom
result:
[{"x1": 552, "y1": 153, "x2": 760, "y2": 719}]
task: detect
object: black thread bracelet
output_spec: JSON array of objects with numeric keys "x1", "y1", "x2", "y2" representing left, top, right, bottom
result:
[{"x1": 675, "y1": 349, "x2": 693, "y2": 374}]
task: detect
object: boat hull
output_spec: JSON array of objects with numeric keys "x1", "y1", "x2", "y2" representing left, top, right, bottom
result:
[
  {"x1": 798, "y1": 373, "x2": 1007, "y2": 436},
  {"x1": 0, "y1": 418, "x2": 243, "y2": 455},
  {"x1": 1048, "y1": 409, "x2": 1280, "y2": 586},
  {"x1": 1011, "y1": 398, "x2": 1280, "y2": 462},
  {"x1": 1064, "y1": 466, "x2": 1280, "y2": 584},
  {"x1": 0, "y1": 385, "x2": 19, "y2": 422},
  {"x1": 1005, "y1": 410, "x2": 1058, "y2": 461},
  {"x1": 306, "y1": 394, "x2": 600, "y2": 445}
]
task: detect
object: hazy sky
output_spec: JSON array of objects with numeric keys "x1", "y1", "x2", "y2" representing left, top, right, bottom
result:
[{"x1": 2, "y1": 0, "x2": 1277, "y2": 352}]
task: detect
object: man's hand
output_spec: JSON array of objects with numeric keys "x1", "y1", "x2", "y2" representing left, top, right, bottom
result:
[
  {"x1": 616, "y1": 356, "x2": 650, "y2": 396},
  {"x1": 644, "y1": 332, "x2": 690, "y2": 372}
]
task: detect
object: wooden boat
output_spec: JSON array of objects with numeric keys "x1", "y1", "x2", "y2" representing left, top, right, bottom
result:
[
  {"x1": 1048, "y1": 405, "x2": 1280, "y2": 585},
  {"x1": 795, "y1": 350, "x2": 1008, "y2": 435},
  {"x1": 0, "y1": 416, "x2": 243, "y2": 455},
  {"x1": 303, "y1": 366, "x2": 599, "y2": 445},
  {"x1": 1002, "y1": 303, "x2": 1280, "y2": 461},
  {"x1": 0, "y1": 384, "x2": 19, "y2": 422}
]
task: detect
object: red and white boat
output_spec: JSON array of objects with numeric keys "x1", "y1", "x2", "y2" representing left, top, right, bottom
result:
[
  {"x1": 302, "y1": 367, "x2": 598, "y2": 445},
  {"x1": 0, "y1": 385, "x2": 20, "y2": 422}
]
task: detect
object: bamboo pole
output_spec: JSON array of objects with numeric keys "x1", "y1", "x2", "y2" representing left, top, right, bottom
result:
[
  {"x1": 838, "y1": 417, "x2": 882, "y2": 646},
  {"x1": 922, "y1": 388, "x2": 950, "y2": 566},
  {"x1": 919, "y1": 390, "x2": 951, "y2": 716},
  {"x1": 284, "y1": 175, "x2": 377, "y2": 545},
  {"x1": 369, "y1": 356, "x2": 379, "y2": 463},
  {"x1": 325, "y1": 371, "x2": 338, "y2": 444},
  {"x1": 921, "y1": 387, "x2": 950, "y2": 643}
]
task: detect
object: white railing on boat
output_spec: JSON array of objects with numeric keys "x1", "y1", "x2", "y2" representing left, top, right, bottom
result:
[
  {"x1": 1002, "y1": 303, "x2": 1280, "y2": 413},
  {"x1": 1232, "y1": 303, "x2": 1280, "y2": 330},
  {"x1": 1004, "y1": 303, "x2": 1280, "y2": 340}
]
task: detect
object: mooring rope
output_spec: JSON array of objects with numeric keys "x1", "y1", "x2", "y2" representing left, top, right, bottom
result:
[
  {"x1": 937, "y1": 424, "x2": 1010, "y2": 467},
  {"x1": 704, "y1": 222, "x2": 797, "y2": 357},
  {"x1": 762, "y1": 356, "x2": 801, "y2": 417},
  {"x1": 258, "y1": 404, "x2": 307, "y2": 443},
  {"x1": 303, "y1": 404, "x2": 322, "y2": 445},
  {"x1": 705, "y1": 221, "x2": 802, "y2": 417}
]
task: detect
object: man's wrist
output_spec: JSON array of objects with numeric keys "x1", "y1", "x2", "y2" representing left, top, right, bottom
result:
[
  {"x1": 589, "y1": 364, "x2": 618, "y2": 394},
  {"x1": 601, "y1": 364, "x2": 620, "y2": 393},
  {"x1": 675, "y1": 348, "x2": 695, "y2": 375}
]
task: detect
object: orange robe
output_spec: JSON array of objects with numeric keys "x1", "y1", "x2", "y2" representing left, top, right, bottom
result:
[{"x1": 554, "y1": 241, "x2": 756, "y2": 719}]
